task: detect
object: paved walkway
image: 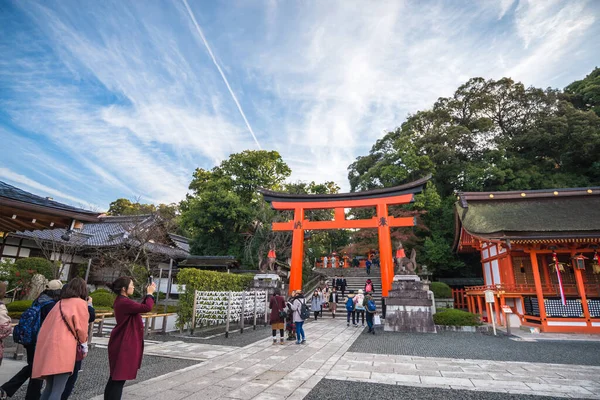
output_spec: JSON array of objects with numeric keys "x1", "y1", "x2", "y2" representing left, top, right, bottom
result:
[
  {"x1": 89, "y1": 317, "x2": 600, "y2": 400},
  {"x1": 91, "y1": 317, "x2": 364, "y2": 400}
]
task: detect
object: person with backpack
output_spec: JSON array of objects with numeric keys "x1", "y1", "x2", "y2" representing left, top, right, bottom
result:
[
  {"x1": 365, "y1": 259, "x2": 372, "y2": 275},
  {"x1": 32, "y1": 278, "x2": 89, "y2": 400},
  {"x1": 287, "y1": 290, "x2": 307, "y2": 344},
  {"x1": 345, "y1": 290, "x2": 356, "y2": 327},
  {"x1": 104, "y1": 276, "x2": 156, "y2": 400},
  {"x1": 354, "y1": 289, "x2": 366, "y2": 327},
  {"x1": 0, "y1": 280, "x2": 62, "y2": 400},
  {"x1": 0, "y1": 282, "x2": 12, "y2": 367},
  {"x1": 269, "y1": 289, "x2": 286, "y2": 345},
  {"x1": 365, "y1": 293, "x2": 377, "y2": 334},
  {"x1": 364, "y1": 279, "x2": 375, "y2": 295}
]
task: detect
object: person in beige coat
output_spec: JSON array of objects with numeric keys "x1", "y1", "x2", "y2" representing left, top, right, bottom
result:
[{"x1": 32, "y1": 278, "x2": 89, "y2": 400}]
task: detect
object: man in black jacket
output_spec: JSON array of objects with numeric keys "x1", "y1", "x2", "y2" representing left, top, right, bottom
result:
[{"x1": 339, "y1": 276, "x2": 347, "y2": 298}]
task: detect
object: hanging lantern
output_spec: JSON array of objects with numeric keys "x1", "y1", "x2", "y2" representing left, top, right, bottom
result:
[{"x1": 572, "y1": 254, "x2": 588, "y2": 270}]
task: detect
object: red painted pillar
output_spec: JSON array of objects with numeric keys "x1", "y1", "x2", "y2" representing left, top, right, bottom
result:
[
  {"x1": 377, "y1": 202, "x2": 393, "y2": 297},
  {"x1": 289, "y1": 208, "x2": 305, "y2": 294}
]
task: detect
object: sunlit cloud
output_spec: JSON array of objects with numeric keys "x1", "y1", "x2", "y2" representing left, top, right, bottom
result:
[{"x1": 0, "y1": 0, "x2": 597, "y2": 209}]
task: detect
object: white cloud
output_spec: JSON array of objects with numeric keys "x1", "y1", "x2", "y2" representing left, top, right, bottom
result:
[{"x1": 1, "y1": 0, "x2": 598, "y2": 204}]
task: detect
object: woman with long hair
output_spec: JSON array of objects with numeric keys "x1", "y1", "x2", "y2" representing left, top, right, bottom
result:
[
  {"x1": 32, "y1": 278, "x2": 89, "y2": 400},
  {"x1": 104, "y1": 276, "x2": 155, "y2": 400}
]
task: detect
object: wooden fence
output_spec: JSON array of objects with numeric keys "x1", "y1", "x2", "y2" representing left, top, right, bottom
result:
[{"x1": 452, "y1": 288, "x2": 468, "y2": 310}]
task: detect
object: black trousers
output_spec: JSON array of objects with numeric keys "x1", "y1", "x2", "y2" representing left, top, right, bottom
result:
[
  {"x1": 104, "y1": 377, "x2": 126, "y2": 400},
  {"x1": 1, "y1": 344, "x2": 43, "y2": 399},
  {"x1": 355, "y1": 309, "x2": 365, "y2": 325}
]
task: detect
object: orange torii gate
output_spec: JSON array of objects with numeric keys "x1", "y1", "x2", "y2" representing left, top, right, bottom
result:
[{"x1": 259, "y1": 176, "x2": 429, "y2": 297}]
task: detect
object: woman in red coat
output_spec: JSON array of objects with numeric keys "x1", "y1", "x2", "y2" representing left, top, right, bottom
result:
[
  {"x1": 104, "y1": 276, "x2": 155, "y2": 400},
  {"x1": 269, "y1": 289, "x2": 286, "y2": 345}
]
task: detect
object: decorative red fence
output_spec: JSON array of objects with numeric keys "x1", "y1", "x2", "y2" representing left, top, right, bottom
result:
[{"x1": 452, "y1": 288, "x2": 468, "y2": 310}]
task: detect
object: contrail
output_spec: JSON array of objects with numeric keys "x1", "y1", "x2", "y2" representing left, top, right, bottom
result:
[{"x1": 182, "y1": 0, "x2": 262, "y2": 150}]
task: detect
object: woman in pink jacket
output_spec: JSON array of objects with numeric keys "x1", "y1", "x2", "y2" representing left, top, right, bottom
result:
[{"x1": 32, "y1": 278, "x2": 89, "y2": 400}]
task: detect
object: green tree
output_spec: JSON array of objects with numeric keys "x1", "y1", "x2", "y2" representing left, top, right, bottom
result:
[
  {"x1": 564, "y1": 67, "x2": 600, "y2": 117},
  {"x1": 347, "y1": 70, "x2": 600, "y2": 277},
  {"x1": 180, "y1": 150, "x2": 292, "y2": 263}
]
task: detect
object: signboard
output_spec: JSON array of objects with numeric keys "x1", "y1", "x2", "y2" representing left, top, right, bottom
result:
[
  {"x1": 502, "y1": 305, "x2": 513, "y2": 314},
  {"x1": 484, "y1": 290, "x2": 495, "y2": 303}
]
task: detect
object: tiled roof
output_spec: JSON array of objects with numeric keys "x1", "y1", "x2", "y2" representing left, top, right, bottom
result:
[
  {"x1": 456, "y1": 188, "x2": 600, "y2": 239},
  {"x1": 0, "y1": 180, "x2": 98, "y2": 215},
  {"x1": 10, "y1": 215, "x2": 189, "y2": 259}
]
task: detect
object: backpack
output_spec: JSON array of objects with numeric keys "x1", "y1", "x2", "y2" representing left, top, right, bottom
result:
[
  {"x1": 13, "y1": 298, "x2": 54, "y2": 345},
  {"x1": 298, "y1": 299, "x2": 310, "y2": 320},
  {"x1": 367, "y1": 299, "x2": 376, "y2": 312},
  {"x1": 355, "y1": 296, "x2": 364, "y2": 308},
  {"x1": 345, "y1": 297, "x2": 355, "y2": 312},
  {"x1": 366, "y1": 282, "x2": 373, "y2": 292}
]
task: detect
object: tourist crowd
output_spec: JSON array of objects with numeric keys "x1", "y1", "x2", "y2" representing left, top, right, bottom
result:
[
  {"x1": 0, "y1": 276, "x2": 156, "y2": 400},
  {"x1": 269, "y1": 276, "x2": 379, "y2": 345}
]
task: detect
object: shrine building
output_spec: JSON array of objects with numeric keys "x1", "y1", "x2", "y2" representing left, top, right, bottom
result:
[{"x1": 455, "y1": 186, "x2": 600, "y2": 333}]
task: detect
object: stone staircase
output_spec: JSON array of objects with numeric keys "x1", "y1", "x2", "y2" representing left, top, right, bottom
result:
[{"x1": 321, "y1": 267, "x2": 383, "y2": 311}]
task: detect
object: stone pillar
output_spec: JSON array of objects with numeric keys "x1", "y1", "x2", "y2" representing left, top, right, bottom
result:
[{"x1": 384, "y1": 275, "x2": 436, "y2": 333}]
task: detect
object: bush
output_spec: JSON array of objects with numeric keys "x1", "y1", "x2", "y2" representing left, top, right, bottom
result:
[
  {"x1": 90, "y1": 292, "x2": 116, "y2": 308},
  {"x1": 433, "y1": 308, "x2": 481, "y2": 326},
  {"x1": 90, "y1": 288, "x2": 113, "y2": 295},
  {"x1": 176, "y1": 269, "x2": 254, "y2": 330},
  {"x1": 6, "y1": 300, "x2": 33, "y2": 312},
  {"x1": 430, "y1": 282, "x2": 452, "y2": 299}
]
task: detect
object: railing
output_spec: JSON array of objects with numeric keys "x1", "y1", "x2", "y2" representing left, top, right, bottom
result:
[
  {"x1": 452, "y1": 289, "x2": 468, "y2": 309},
  {"x1": 465, "y1": 283, "x2": 600, "y2": 297}
]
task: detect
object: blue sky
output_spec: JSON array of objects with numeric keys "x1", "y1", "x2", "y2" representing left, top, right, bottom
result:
[{"x1": 1, "y1": 0, "x2": 599, "y2": 211}]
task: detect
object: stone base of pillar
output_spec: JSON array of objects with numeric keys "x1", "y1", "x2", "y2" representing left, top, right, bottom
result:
[{"x1": 384, "y1": 275, "x2": 436, "y2": 333}]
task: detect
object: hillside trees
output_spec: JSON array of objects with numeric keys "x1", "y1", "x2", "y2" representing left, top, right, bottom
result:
[{"x1": 348, "y1": 71, "x2": 600, "y2": 277}]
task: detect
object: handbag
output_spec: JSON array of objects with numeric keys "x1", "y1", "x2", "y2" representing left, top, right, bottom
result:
[
  {"x1": 59, "y1": 301, "x2": 85, "y2": 361},
  {"x1": 275, "y1": 296, "x2": 287, "y2": 320},
  {"x1": 373, "y1": 315, "x2": 382, "y2": 325}
]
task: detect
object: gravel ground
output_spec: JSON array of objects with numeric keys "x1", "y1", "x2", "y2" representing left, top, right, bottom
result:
[
  {"x1": 349, "y1": 330, "x2": 600, "y2": 366},
  {"x1": 304, "y1": 379, "x2": 568, "y2": 400},
  {"x1": 9, "y1": 347, "x2": 199, "y2": 400}
]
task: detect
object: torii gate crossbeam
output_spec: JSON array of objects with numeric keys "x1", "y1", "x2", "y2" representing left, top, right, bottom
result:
[{"x1": 259, "y1": 176, "x2": 430, "y2": 297}]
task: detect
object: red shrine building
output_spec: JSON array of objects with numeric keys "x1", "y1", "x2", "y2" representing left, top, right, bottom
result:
[{"x1": 455, "y1": 186, "x2": 600, "y2": 333}]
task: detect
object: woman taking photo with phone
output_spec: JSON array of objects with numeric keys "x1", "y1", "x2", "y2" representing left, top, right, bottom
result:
[{"x1": 104, "y1": 276, "x2": 155, "y2": 400}]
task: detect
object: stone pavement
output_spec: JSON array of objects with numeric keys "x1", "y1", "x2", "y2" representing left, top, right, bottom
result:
[
  {"x1": 91, "y1": 316, "x2": 364, "y2": 400},
  {"x1": 94, "y1": 337, "x2": 239, "y2": 361},
  {"x1": 89, "y1": 316, "x2": 600, "y2": 400},
  {"x1": 327, "y1": 352, "x2": 600, "y2": 398}
]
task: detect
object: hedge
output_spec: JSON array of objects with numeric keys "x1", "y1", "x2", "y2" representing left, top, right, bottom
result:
[
  {"x1": 90, "y1": 292, "x2": 116, "y2": 308},
  {"x1": 433, "y1": 308, "x2": 481, "y2": 326},
  {"x1": 6, "y1": 300, "x2": 33, "y2": 312},
  {"x1": 176, "y1": 269, "x2": 254, "y2": 330},
  {"x1": 430, "y1": 282, "x2": 452, "y2": 299}
]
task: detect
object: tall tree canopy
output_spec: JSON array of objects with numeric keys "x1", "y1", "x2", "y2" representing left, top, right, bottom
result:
[{"x1": 348, "y1": 72, "x2": 600, "y2": 277}]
